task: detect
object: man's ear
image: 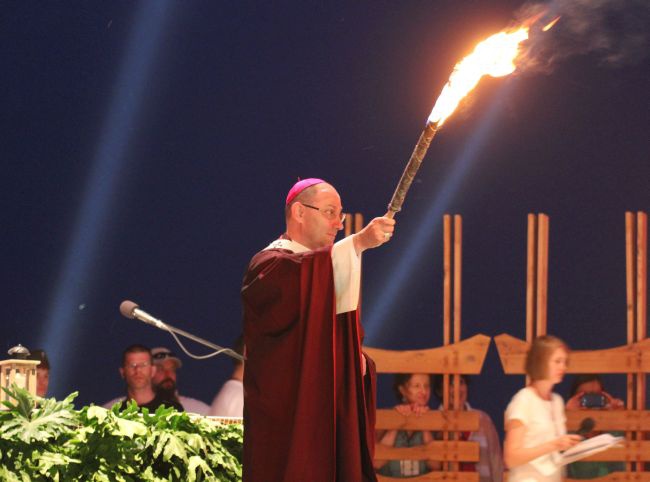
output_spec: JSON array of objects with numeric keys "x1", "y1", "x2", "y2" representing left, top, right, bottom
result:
[
  {"x1": 119, "y1": 367, "x2": 125, "y2": 380},
  {"x1": 290, "y1": 202, "x2": 304, "y2": 221}
]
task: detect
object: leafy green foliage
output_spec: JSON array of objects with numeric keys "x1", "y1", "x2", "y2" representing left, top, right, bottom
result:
[{"x1": 0, "y1": 386, "x2": 243, "y2": 481}]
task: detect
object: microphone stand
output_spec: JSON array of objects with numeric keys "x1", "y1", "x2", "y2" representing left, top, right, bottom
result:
[
  {"x1": 122, "y1": 300, "x2": 245, "y2": 363},
  {"x1": 144, "y1": 318, "x2": 245, "y2": 363}
]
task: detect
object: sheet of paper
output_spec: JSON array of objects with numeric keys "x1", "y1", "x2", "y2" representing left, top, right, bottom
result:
[{"x1": 559, "y1": 434, "x2": 624, "y2": 466}]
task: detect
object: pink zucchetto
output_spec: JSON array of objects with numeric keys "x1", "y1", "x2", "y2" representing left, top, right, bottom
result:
[{"x1": 285, "y1": 178, "x2": 326, "y2": 205}]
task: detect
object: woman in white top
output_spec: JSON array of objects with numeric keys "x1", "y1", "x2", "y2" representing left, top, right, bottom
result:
[{"x1": 504, "y1": 335, "x2": 582, "y2": 481}]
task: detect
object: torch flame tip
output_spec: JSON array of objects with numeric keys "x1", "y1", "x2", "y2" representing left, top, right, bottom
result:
[
  {"x1": 542, "y1": 16, "x2": 561, "y2": 32},
  {"x1": 427, "y1": 26, "x2": 529, "y2": 125}
]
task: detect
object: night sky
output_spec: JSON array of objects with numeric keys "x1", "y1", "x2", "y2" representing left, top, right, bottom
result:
[{"x1": 3, "y1": 1, "x2": 648, "y2": 434}]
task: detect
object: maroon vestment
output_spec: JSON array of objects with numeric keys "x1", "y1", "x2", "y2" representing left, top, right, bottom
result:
[{"x1": 242, "y1": 245, "x2": 377, "y2": 482}]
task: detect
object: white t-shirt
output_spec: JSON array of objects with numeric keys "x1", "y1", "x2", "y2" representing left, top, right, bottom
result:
[
  {"x1": 505, "y1": 387, "x2": 566, "y2": 482},
  {"x1": 178, "y1": 395, "x2": 211, "y2": 415},
  {"x1": 210, "y1": 379, "x2": 244, "y2": 417}
]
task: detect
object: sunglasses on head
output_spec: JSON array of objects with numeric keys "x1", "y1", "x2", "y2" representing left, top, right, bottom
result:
[{"x1": 152, "y1": 351, "x2": 175, "y2": 360}]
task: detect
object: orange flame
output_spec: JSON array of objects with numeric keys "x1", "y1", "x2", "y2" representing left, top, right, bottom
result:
[
  {"x1": 542, "y1": 16, "x2": 561, "y2": 32},
  {"x1": 428, "y1": 27, "x2": 528, "y2": 126}
]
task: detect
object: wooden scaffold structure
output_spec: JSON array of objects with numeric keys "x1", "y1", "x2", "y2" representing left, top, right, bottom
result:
[
  {"x1": 496, "y1": 211, "x2": 648, "y2": 481},
  {"x1": 365, "y1": 214, "x2": 490, "y2": 481}
]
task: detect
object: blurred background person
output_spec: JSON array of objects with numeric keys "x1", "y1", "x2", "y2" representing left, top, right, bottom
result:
[
  {"x1": 151, "y1": 347, "x2": 210, "y2": 415},
  {"x1": 374, "y1": 373, "x2": 439, "y2": 478},
  {"x1": 210, "y1": 336, "x2": 244, "y2": 417},
  {"x1": 504, "y1": 335, "x2": 581, "y2": 482},
  {"x1": 564, "y1": 374, "x2": 624, "y2": 479},
  {"x1": 103, "y1": 344, "x2": 183, "y2": 412},
  {"x1": 432, "y1": 374, "x2": 503, "y2": 482},
  {"x1": 28, "y1": 348, "x2": 50, "y2": 398}
]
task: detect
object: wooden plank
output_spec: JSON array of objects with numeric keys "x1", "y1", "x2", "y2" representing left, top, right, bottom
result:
[
  {"x1": 376, "y1": 409, "x2": 480, "y2": 432},
  {"x1": 378, "y1": 473, "x2": 479, "y2": 481},
  {"x1": 375, "y1": 441, "x2": 479, "y2": 462},
  {"x1": 364, "y1": 334, "x2": 491, "y2": 374},
  {"x1": 566, "y1": 410, "x2": 650, "y2": 432},
  {"x1": 494, "y1": 334, "x2": 650, "y2": 374}
]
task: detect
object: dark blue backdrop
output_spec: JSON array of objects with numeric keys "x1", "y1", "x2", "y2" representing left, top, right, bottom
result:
[{"x1": 3, "y1": 1, "x2": 648, "y2": 437}]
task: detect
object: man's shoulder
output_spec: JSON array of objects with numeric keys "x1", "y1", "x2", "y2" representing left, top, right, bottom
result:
[
  {"x1": 178, "y1": 395, "x2": 211, "y2": 415},
  {"x1": 246, "y1": 248, "x2": 296, "y2": 278},
  {"x1": 249, "y1": 246, "x2": 294, "y2": 264}
]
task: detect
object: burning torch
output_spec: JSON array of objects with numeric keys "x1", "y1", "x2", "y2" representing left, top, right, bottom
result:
[{"x1": 386, "y1": 27, "x2": 530, "y2": 218}]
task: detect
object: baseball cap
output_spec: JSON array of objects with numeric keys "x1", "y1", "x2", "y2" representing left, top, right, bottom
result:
[{"x1": 151, "y1": 347, "x2": 182, "y2": 368}]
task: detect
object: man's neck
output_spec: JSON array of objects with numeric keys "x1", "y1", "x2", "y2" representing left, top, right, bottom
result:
[
  {"x1": 127, "y1": 387, "x2": 156, "y2": 405},
  {"x1": 285, "y1": 227, "x2": 317, "y2": 251}
]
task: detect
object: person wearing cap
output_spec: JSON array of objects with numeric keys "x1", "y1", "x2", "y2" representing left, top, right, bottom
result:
[
  {"x1": 242, "y1": 178, "x2": 395, "y2": 482},
  {"x1": 102, "y1": 344, "x2": 184, "y2": 412},
  {"x1": 151, "y1": 347, "x2": 210, "y2": 415}
]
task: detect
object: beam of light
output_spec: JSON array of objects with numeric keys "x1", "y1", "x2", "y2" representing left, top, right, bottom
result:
[
  {"x1": 364, "y1": 83, "x2": 515, "y2": 346},
  {"x1": 39, "y1": 0, "x2": 173, "y2": 396}
]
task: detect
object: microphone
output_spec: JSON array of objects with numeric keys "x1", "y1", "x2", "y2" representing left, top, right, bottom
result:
[
  {"x1": 119, "y1": 300, "x2": 246, "y2": 362},
  {"x1": 119, "y1": 300, "x2": 167, "y2": 330},
  {"x1": 577, "y1": 417, "x2": 595, "y2": 436}
]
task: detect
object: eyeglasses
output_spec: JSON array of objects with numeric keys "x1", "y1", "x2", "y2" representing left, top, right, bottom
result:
[
  {"x1": 124, "y1": 361, "x2": 151, "y2": 371},
  {"x1": 300, "y1": 203, "x2": 346, "y2": 223},
  {"x1": 152, "y1": 351, "x2": 175, "y2": 360}
]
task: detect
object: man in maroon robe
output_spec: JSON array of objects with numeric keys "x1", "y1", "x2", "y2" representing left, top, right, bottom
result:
[{"x1": 242, "y1": 178, "x2": 396, "y2": 482}]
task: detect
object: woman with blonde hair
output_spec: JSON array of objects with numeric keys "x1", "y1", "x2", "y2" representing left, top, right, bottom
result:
[{"x1": 504, "y1": 335, "x2": 582, "y2": 481}]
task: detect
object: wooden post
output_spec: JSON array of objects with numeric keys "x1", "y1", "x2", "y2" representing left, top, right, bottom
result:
[
  {"x1": 625, "y1": 215, "x2": 635, "y2": 412},
  {"x1": 442, "y1": 214, "x2": 463, "y2": 472},
  {"x1": 344, "y1": 214, "x2": 353, "y2": 237},
  {"x1": 354, "y1": 213, "x2": 364, "y2": 235},
  {"x1": 636, "y1": 212, "x2": 647, "y2": 340},
  {"x1": 625, "y1": 212, "x2": 635, "y2": 471},
  {"x1": 453, "y1": 215, "x2": 462, "y2": 413},
  {"x1": 536, "y1": 214, "x2": 549, "y2": 336},
  {"x1": 442, "y1": 215, "x2": 451, "y2": 462},
  {"x1": 452, "y1": 215, "x2": 462, "y2": 473},
  {"x1": 444, "y1": 214, "x2": 451, "y2": 408},
  {"x1": 454, "y1": 215, "x2": 462, "y2": 345},
  {"x1": 344, "y1": 212, "x2": 364, "y2": 237},
  {"x1": 525, "y1": 214, "x2": 549, "y2": 384},
  {"x1": 636, "y1": 213, "x2": 647, "y2": 472},
  {"x1": 624, "y1": 211, "x2": 647, "y2": 471},
  {"x1": 526, "y1": 214, "x2": 536, "y2": 345}
]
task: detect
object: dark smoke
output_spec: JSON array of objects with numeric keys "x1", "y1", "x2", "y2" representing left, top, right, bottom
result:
[{"x1": 516, "y1": 0, "x2": 650, "y2": 72}]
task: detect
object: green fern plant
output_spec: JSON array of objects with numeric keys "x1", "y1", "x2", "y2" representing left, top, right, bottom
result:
[{"x1": 0, "y1": 385, "x2": 243, "y2": 481}]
